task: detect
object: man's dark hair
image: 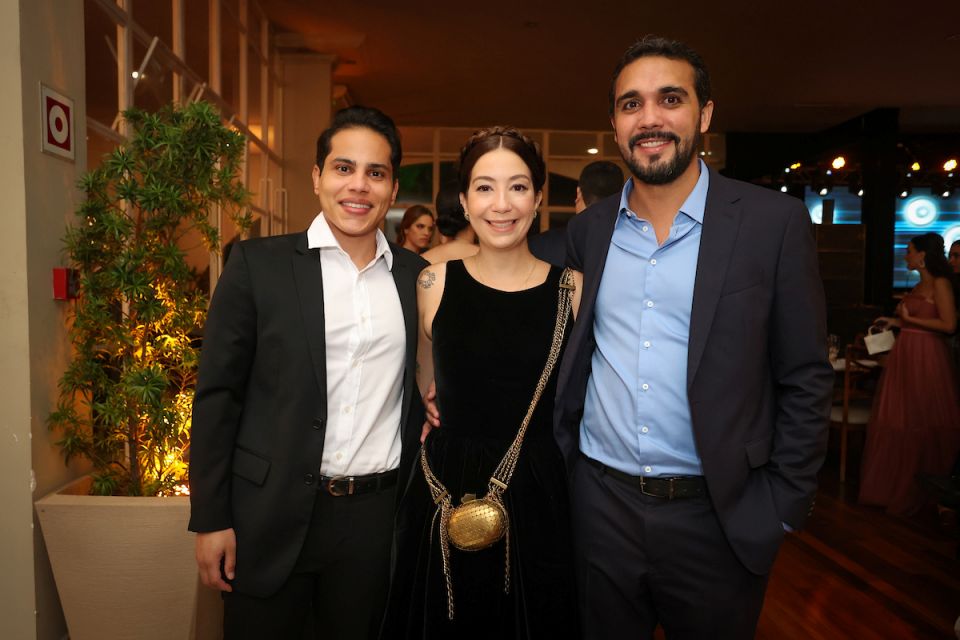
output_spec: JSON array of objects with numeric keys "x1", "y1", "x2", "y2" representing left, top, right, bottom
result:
[
  {"x1": 579, "y1": 161, "x2": 625, "y2": 206},
  {"x1": 608, "y1": 35, "x2": 712, "y2": 116},
  {"x1": 315, "y1": 106, "x2": 402, "y2": 177},
  {"x1": 435, "y1": 182, "x2": 468, "y2": 238}
]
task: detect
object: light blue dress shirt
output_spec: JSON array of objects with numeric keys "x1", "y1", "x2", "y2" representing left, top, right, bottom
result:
[{"x1": 580, "y1": 160, "x2": 710, "y2": 477}]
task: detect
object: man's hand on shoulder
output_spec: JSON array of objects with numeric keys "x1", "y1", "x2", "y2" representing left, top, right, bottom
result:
[{"x1": 196, "y1": 528, "x2": 236, "y2": 592}]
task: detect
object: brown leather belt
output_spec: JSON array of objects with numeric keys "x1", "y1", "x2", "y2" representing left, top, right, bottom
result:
[
  {"x1": 583, "y1": 455, "x2": 707, "y2": 499},
  {"x1": 318, "y1": 468, "x2": 399, "y2": 497}
]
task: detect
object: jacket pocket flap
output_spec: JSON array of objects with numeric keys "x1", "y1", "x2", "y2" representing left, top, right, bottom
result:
[
  {"x1": 232, "y1": 446, "x2": 271, "y2": 486},
  {"x1": 745, "y1": 435, "x2": 772, "y2": 468}
]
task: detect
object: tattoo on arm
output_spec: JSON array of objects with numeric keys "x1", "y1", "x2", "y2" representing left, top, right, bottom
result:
[{"x1": 418, "y1": 271, "x2": 437, "y2": 289}]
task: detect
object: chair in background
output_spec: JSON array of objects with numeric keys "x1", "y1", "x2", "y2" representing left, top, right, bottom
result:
[{"x1": 830, "y1": 341, "x2": 877, "y2": 482}]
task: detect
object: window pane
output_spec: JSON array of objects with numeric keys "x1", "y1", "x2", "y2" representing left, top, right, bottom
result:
[
  {"x1": 133, "y1": 37, "x2": 173, "y2": 113},
  {"x1": 548, "y1": 172, "x2": 578, "y2": 208},
  {"x1": 84, "y1": 1, "x2": 119, "y2": 126},
  {"x1": 398, "y1": 163, "x2": 433, "y2": 205},
  {"x1": 131, "y1": 0, "x2": 171, "y2": 48},
  {"x1": 247, "y1": 46, "x2": 263, "y2": 136},
  {"x1": 183, "y1": 1, "x2": 209, "y2": 80}
]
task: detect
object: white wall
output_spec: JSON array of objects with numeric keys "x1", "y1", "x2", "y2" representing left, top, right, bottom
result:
[
  {"x1": 281, "y1": 53, "x2": 334, "y2": 233},
  {"x1": 0, "y1": 1, "x2": 87, "y2": 638}
]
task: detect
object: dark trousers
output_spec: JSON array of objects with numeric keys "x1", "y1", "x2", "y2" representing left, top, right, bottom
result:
[
  {"x1": 223, "y1": 484, "x2": 397, "y2": 640},
  {"x1": 571, "y1": 455, "x2": 769, "y2": 640}
]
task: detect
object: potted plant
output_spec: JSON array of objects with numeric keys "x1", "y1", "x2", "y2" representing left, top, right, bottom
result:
[{"x1": 36, "y1": 101, "x2": 250, "y2": 640}]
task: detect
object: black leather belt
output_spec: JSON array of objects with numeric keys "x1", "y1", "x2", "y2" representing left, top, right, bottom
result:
[
  {"x1": 318, "y1": 468, "x2": 399, "y2": 497},
  {"x1": 583, "y1": 455, "x2": 707, "y2": 499}
]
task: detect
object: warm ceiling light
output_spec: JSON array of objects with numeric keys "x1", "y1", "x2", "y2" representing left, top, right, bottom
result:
[
  {"x1": 857, "y1": 189, "x2": 864, "y2": 197},
  {"x1": 586, "y1": 148, "x2": 599, "y2": 155},
  {"x1": 945, "y1": 159, "x2": 958, "y2": 172},
  {"x1": 790, "y1": 162, "x2": 801, "y2": 170},
  {"x1": 818, "y1": 187, "x2": 829, "y2": 196},
  {"x1": 831, "y1": 156, "x2": 846, "y2": 170},
  {"x1": 131, "y1": 70, "x2": 140, "y2": 79},
  {"x1": 910, "y1": 161, "x2": 921, "y2": 171}
]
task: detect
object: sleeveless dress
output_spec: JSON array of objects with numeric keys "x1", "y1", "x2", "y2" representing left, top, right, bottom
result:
[
  {"x1": 382, "y1": 260, "x2": 579, "y2": 639},
  {"x1": 859, "y1": 291, "x2": 960, "y2": 516}
]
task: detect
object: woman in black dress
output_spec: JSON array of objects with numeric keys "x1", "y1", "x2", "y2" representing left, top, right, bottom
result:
[{"x1": 383, "y1": 127, "x2": 582, "y2": 639}]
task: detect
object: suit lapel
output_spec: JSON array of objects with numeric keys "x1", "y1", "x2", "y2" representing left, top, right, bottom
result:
[
  {"x1": 292, "y1": 234, "x2": 328, "y2": 408},
  {"x1": 390, "y1": 252, "x2": 418, "y2": 433},
  {"x1": 687, "y1": 171, "x2": 742, "y2": 388},
  {"x1": 578, "y1": 202, "x2": 619, "y2": 336}
]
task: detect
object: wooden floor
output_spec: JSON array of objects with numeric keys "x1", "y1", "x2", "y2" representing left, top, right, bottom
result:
[{"x1": 758, "y1": 460, "x2": 960, "y2": 639}]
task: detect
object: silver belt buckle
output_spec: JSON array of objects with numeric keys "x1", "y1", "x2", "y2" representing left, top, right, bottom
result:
[{"x1": 327, "y1": 475, "x2": 355, "y2": 496}]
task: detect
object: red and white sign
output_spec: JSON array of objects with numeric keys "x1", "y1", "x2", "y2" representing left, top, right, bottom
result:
[{"x1": 40, "y1": 84, "x2": 74, "y2": 161}]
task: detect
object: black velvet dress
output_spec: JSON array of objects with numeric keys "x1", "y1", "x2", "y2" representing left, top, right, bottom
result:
[{"x1": 382, "y1": 260, "x2": 579, "y2": 639}]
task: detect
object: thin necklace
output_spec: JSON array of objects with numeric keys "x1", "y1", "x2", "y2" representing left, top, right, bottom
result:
[{"x1": 473, "y1": 256, "x2": 538, "y2": 291}]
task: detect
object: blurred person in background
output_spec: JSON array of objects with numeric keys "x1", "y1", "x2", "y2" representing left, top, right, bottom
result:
[
  {"x1": 861, "y1": 232, "x2": 960, "y2": 516},
  {"x1": 421, "y1": 183, "x2": 478, "y2": 264},
  {"x1": 529, "y1": 160, "x2": 624, "y2": 267},
  {"x1": 397, "y1": 204, "x2": 435, "y2": 254}
]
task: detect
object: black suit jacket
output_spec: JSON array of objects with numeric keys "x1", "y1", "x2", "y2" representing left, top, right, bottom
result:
[
  {"x1": 528, "y1": 228, "x2": 568, "y2": 267},
  {"x1": 554, "y1": 168, "x2": 834, "y2": 575},
  {"x1": 188, "y1": 232, "x2": 427, "y2": 597}
]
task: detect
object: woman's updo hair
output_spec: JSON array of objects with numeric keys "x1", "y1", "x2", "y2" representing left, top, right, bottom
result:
[
  {"x1": 458, "y1": 126, "x2": 546, "y2": 195},
  {"x1": 910, "y1": 232, "x2": 953, "y2": 279}
]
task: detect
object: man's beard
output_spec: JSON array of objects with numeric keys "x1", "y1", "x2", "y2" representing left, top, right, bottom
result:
[{"x1": 622, "y1": 129, "x2": 700, "y2": 186}]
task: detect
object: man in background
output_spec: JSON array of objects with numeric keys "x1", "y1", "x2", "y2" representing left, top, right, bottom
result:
[{"x1": 529, "y1": 160, "x2": 624, "y2": 266}]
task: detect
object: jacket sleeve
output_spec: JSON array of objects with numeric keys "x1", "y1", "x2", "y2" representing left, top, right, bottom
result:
[
  {"x1": 188, "y1": 243, "x2": 257, "y2": 532},
  {"x1": 766, "y1": 202, "x2": 834, "y2": 529}
]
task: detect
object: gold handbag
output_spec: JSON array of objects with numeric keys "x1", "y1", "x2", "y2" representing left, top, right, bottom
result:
[{"x1": 419, "y1": 267, "x2": 575, "y2": 620}]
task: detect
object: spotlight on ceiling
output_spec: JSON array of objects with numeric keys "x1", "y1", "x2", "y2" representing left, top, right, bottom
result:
[
  {"x1": 899, "y1": 187, "x2": 911, "y2": 199},
  {"x1": 858, "y1": 189, "x2": 864, "y2": 197},
  {"x1": 780, "y1": 185, "x2": 788, "y2": 193},
  {"x1": 831, "y1": 156, "x2": 846, "y2": 170},
  {"x1": 945, "y1": 159, "x2": 958, "y2": 172},
  {"x1": 790, "y1": 162, "x2": 801, "y2": 170},
  {"x1": 910, "y1": 162, "x2": 921, "y2": 172},
  {"x1": 586, "y1": 147, "x2": 598, "y2": 155}
]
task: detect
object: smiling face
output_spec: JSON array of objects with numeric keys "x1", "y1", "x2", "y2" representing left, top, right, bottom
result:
[
  {"x1": 611, "y1": 56, "x2": 713, "y2": 186},
  {"x1": 460, "y1": 147, "x2": 542, "y2": 251},
  {"x1": 312, "y1": 127, "x2": 398, "y2": 248},
  {"x1": 405, "y1": 214, "x2": 435, "y2": 251}
]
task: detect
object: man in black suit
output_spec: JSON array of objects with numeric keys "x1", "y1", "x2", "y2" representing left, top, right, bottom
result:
[
  {"x1": 529, "y1": 160, "x2": 624, "y2": 266},
  {"x1": 189, "y1": 106, "x2": 427, "y2": 639},
  {"x1": 554, "y1": 37, "x2": 833, "y2": 639}
]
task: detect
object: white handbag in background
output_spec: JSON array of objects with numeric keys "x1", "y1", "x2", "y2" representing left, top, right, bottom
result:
[{"x1": 864, "y1": 324, "x2": 895, "y2": 355}]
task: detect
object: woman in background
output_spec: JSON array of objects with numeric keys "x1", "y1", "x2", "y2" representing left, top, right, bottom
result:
[
  {"x1": 397, "y1": 204, "x2": 435, "y2": 254},
  {"x1": 384, "y1": 127, "x2": 581, "y2": 639},
  {"x1": 860, "y1": 232, "x2": 960, "y2": 516}
]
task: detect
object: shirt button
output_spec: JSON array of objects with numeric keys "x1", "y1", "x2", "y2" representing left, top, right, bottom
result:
[
  {"x1": 650, "y1": 258, "x2": 657, "y2": 265},
  {"x1": 642, "y1": 225, "x2": 649, "y2": 232},
  {"x1": 644, "y1": 466, "x2": 652, "y2": 474},
  {"x1": 335, "y1": 452, "x2": 343, "y2": 460},
  {"x1": 643, "y1": 340, "x2": 651, "y2": 349},
  {"x1": 646, "y1": 301, "x2": 654, "y2": 308},
  {"x1": 303, "y1": 473, "x2": 315, "y2": 485},
  {"x1": 641, "y1": 426, "x2": 649, "y2": 433},
  {"x1": 312, "y1": 418, "x2": 324, "y2": 430},
  {"x1": 342, "y1": 406, "x2": 352, "y2": 415},
  {"x1": 641, "y1": 383, "x2": 650, "y2": 391}
]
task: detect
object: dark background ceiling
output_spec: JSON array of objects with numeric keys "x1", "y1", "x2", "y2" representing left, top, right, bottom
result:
[{"x1": 260, "y1": 0, "x2": 960, "y2": 134}]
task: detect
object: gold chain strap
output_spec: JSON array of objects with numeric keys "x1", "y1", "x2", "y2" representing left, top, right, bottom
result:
[{"x1": 419, "y1": 267, "x2": 575, "y2": 620}]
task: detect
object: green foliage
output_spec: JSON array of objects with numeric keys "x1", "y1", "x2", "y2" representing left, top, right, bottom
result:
[{"x1": 50, "y1": 102, "x2": 250, "y2": 496}]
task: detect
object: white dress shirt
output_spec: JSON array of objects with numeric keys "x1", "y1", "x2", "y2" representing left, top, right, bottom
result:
[{"x1": 307, "y1": 213, "x2": 405, "y2": 476}]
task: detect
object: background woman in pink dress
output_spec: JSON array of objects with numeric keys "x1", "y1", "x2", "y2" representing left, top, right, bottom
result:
[{"x1": 860, "y1": 232, "x2": 960, "y2": 516}]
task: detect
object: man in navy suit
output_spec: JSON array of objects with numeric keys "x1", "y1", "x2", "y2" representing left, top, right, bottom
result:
[{"x1": 554, "y1": 36, "x2": 833, "y2": 639}]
